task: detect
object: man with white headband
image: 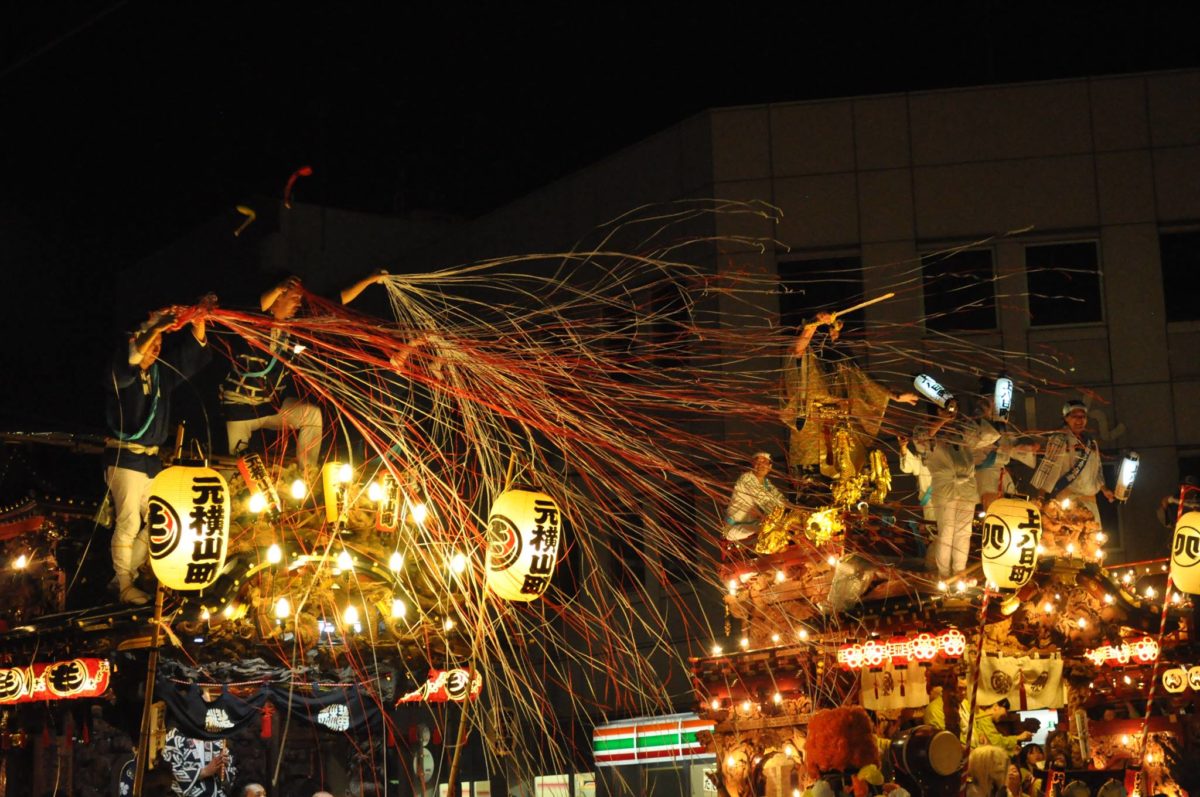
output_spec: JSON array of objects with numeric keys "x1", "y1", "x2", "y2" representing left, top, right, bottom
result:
[
  {"x1": 1031, "y1": 399, "x2": 1113, "y2": 521},
  {"x1": 723, "y1": 452, "x2": 786, "y2": 543}
]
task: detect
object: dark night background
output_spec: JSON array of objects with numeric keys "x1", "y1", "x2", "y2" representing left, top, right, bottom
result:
[{"x1": 1, "y1": 2, "x2": 1197, "y2": 431}]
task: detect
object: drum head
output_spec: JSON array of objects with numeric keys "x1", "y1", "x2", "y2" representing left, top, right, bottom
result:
[{"x1": 927, "y1": 730, "x2": 962, "y2": 776}]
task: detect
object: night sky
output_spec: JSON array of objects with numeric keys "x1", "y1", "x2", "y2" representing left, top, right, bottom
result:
[{"x1": 2, "y1": 2, "x2": 1197, "y2": 430}]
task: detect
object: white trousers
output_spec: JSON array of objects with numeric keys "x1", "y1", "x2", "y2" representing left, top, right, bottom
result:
[
  {"x1": 225, "y1": 397, "x2": 322, "y2": 470},
  {"x1": 934, "y1": 498, "x2": 976, "y2": 578},
  {"x1": 105, "y1": 466, "x2": 151, "y2": 585}
]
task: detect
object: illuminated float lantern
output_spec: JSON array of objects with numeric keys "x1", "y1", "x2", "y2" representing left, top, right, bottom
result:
[
  {"x1": 1162, "y1": 668, "x2": 1187, "y2": 694},
  {"x1": 911, "y1": 633, "x2": 940, "y2": 665},
  {"x1": 237, "y1": 453, "x2": 281, "y2": 519},
  {"x1": 322, "y1": 462, "x2": 353, "y2": 523},
  {"x1": 861, "y1": 640, "x2": 888, "y2": 670},
  {"x1": 839, "y1": 644, "x2": 865, "y2": 671},
  {"x1": 1113, "y1": 452, "x2": 1140, "y2": 502},
  {"x1": 1188, "y1": 666, "x2": 1200, "y2": 692},
  {"x1": 1132, "y1": 636, "x2": 1159, "y2": 663},
  {"x1": 889, "y1": 637, "x2": 913, "y2": 668},
  {"x1": 980, "y1": 497, "x2": 1042, "y2": 590},
  {"x1": 993, "y1": 376, "x2": 1014, "y2": 423},
  {"x1": 913, "y1": 374, "x2": 957, "y2": 413},
  {"x1": 938, "y1": 629, "x2": 966, "y2": 659},
  {"x1": 485, "y1": 488, "x2": 562, "y2": 602},
  {"x1": 375, "y1": 473, "x2": 401, "y2": 532},
  {"x1": 147, "y1": 465, "x2": 230, "y2": 590},
  {"x1": 1170, "y1": 512, "x2": 1200, "y2": 594}
]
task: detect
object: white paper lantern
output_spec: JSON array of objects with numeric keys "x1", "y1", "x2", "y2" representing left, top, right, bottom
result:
[
  {"x1": 1162, "y1": 668, "x2": 1187, "y2": 694},
  {"x1": 913, "y1": 374, "x2": 957, "y2": 412},
  {"x1": 993, "y1": 376, "x2": 1014, "y2": 423},
  {"x1": 1171, "y1": 512, "x2": 1200, "y2": 595},
  {"x1": 1113, "y1": 452, "x2": 1140, "y2": 502},
  {"x1": 980, "y1": 497, "x2": 1042, "y2": 590},
  {"x1": 485, "y1": 488, "x2": 562, "y2": 602},
  {"x1": 1189, "y1": 666, "x2": 1200, "y2": 692},
  {"x1": 146, "y1": 465, "x2": 230, "y2": 590}
]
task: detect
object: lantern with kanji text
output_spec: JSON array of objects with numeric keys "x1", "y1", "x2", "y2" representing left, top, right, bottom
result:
[
  {"x1": 147, "y1": 465, "x2": 230, "y2": 590},
  {"x1": 980, "y1": 497, "x2": 1042, "y2": 589},
  {"x1": 485, "y1": 488, "x2": 563, "y2": 602}
]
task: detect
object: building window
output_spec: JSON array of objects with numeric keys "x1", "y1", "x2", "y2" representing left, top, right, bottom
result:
[
  {"x1": 1160, "y1": 231, "x2": 1200, "y2": 322},
  {"x1": 1025, "y1": 241, "x2": 1103, "y2": 325},
  {"x1": 778, "y1": 255, "x2": 865, "y2": 333},
  {"x1": 921, "y1": 248, "x2": 997, "y2": 332}
]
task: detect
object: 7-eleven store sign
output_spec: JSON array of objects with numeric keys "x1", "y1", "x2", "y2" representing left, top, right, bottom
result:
[{"x1": 593, "y1": 713, "x2": 715, "y2": 766}]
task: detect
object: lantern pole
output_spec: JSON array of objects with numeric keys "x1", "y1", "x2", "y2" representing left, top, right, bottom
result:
[
  {"x1": 1135, "y1": 482, "x2": 1200, "y2": 770},
  {"x1": 132, "y1": 582, "x2": 166, "y2": 797},
  {"x1": 960, "y1": 588, "x2": 993, "y2": 755}
]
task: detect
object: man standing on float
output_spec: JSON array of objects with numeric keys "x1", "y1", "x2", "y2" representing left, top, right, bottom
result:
[
  {"x1": 104, "y1": 300, "x2": 212, "y2": 604},
  {"x1": 1031, "y1": 399, "x2": 1113, "y2": 522}
]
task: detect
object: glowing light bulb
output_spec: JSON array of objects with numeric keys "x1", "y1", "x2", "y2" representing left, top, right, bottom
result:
[
  {"x1": 267, "y1": 543, "x2": 283, "y2": 565},
  {"x1": 1043, "y1": 602, "x2": 1054, "y2": 613},
  {"x1": 336, "y1": 463, "x2": 353, "y2": 483},
  {"x1": 826, "y1": 555, "x2": 839, "y2": 566},
  {"x1": 1145, "y1": 587, "x2": 1157, "y2": 599},
  {"x1": 290, "y1": 479, "x2": 308, "y2": 499},
  {"x1": 773, "y1": 692, "x2": 783, "y2": 705},
  {"x1": 343, "y1": 605, "x2": 359, "y2": 625},
  {"x1": 1095, "y1": 532, "x2": 1107, "y2": 544},
  {"x1": 1066, "y1": 543, "x2": 1075, "y2": 555},
  {"x1": 1172, "y1": 592, "x2": 1183, "y2": 605},
  {"x1": 712, "y1": 644, "x2": 723, "y2": 656},
  {"x1": 410, "y1": 502, "x2": 429, "y2": 523},
  {"x1": 367, "y1": 481, "x2": 383, "y2": 502},
  {"x1": 443, "y1": 618, "x2": 455, "y2": 631},
  {"x1": 274, "y1": 597, "x2": 291, "y2": 619},
  {"x1": 1061, "y1": 498, "x2": 1072, "y2": 509},
  {"x1": 1122, "y1": 735, "x2": 1130, "y2": 745},
  {"x1": 450, "y1": 551, "x2": 468, "y2": 575},
  {"x1": 740, "y1": 637, "x2": 749, "y2": 649},
  {"x1": 1123, "y1": 675, "x2": 1132, "y2": 685},
  {"x1": 292, "y1": 343, "x2": 306, "y2": 354},
  {"x1": 248, "y1": 493, "x2": 268, "y2": 513},
  {"x1": 1123, "y1": 572, "x2": 1133, "y2": 584},
  {"x1": 711, "y1": 699, "x2": 720, "y2": 710},
  {"x1": 785, "y1": 744, "x2": 796, "y2": 757},
  {"x1": 389, "y1": 551, "x2": 404, "y2": 572},
  {"x1": 200, "y1": 608, "x2": 210, "y2": 621},
  {"x1": 391, "y1": 598, "x2": 406, "y2": 619},
  {"x1": 775, "y1": 570, "x2": 786, "y2": 583},
  {"x1": 727, "y1": 755, "x2": 736, "y2": 767},
  {"x1": 956, "y1": 579, "x2": 967, "y2": 593},
  {"x1": 937, "y1": 580, "x2": 948, "y2": 592},
  {"x1": 1096, "y1": 549, "x2": 1106, "y2": 560},
  {"x1": 337, "y1": 549, "x2": 354, "y2": 570},
  {"x1": 1036, "y1": 544, "x2": 1046, "y2": 555},
  {"x1": 223, "y1": 604, "x2": 235, "y2": 618},
  {"x1": 1104, "y1": 594, "x2": 1114, "y2": 604},
  {"x1": 771, "y1": 633, "x2": 781, "y2": 644},
  {"x1": 1077, "y1": 617, "x2": 1088, "y2": 628},
  {"x1": 728, "y1": 579, "x2": 738, "y2": 595},
  {"x1": 13, "y1": 554, "x2": 27, "y2": 570},
  {"x1": 798, "y1": 629, "x2": 809, "y2": 640},
  {"x1": 741, "y1": 700, "x2": 752, "y2": 713}
]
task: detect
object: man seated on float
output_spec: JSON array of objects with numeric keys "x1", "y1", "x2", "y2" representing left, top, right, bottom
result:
[
  {"x1": 220, "y1": 276, "x2": 322, "y2": 478},
  {"x1": 782, "y1": 311, "x2": 918, "y2": 480},
  {"x1": 104, "y1": 300, "x2": 213, "y2": 604},
  {"x1": 1030, "y1": 400, "x2": 1113, "y2": 521},
  {"x1": 723, "y1": 452, "x2": 787, "y2": 543}
]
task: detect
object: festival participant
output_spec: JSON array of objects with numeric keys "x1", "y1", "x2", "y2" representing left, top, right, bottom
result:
[
  {"x1": 105, "y1": 301, "x2": 213, "y2": 604},
  {"x1": 1031, "y1": 400, "x2": 1113, "y2": 521},
  {"x1": 220, "y1": 276, "x2": 322, "y2": 477},
  {"x1": 1016, "y1": 743, "x2": 1045, "y2": 797},
  {"x1": 161, "y1": 727, "x2": 236, "y2": 797},
  {"x1": 897, "y1": 432, "x2": 936, "y2": 524},
  {"x1": 782, "y1": 311, "x2": 918, "y2": 480},
  {"x1": 239, "y1": 784, "x2": 266, "y2": 797},
  {"x1": 723, "y1": 452, "x2": 787, "y2": 542},
  {"x1": 961, "y1": 699, "x2": 1032, "y2": 753},
  {"x1": 972, "y1": 392, "x2": 1038, "y2": 511},
  {"x1": 965, "y1": 746, "x2": 1016, "y2": 797},
  {"x1": 922, "y1": 404, "x2": 1000, "y2": 581}
]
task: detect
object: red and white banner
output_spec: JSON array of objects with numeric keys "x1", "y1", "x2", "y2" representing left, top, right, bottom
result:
[{"x1": 0, "y1": 658, "x2": 111, "y2": 704}]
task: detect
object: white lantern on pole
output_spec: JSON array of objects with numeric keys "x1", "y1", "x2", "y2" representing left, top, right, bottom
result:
[
  {"x1": 146, "y1": 465, "x2": 230, "y2": 590},
  {"x1": 1113, "y1": 452, "x2": 1140, "y2": 502},
  {"x1": 993, "y1": 376, "x2": 1014, "y2": 423},
  {"x1": 1170, "y1": 512, "x2": 1200, "y2": 595},
  {"x1": 980, "y1": 497, "x2": 1042, "y2": 589},
  {"x1": 485, "y1": 488, "x2": 562, "y2": 602},
  {"x1": 913, "y1": 374, "x2": 957, "y2": 413}
]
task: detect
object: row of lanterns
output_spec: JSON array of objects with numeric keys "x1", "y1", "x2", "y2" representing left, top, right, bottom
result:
[
  {"x1": 1083, "y1": 636, "x2": 1160, "y2": 667},
  {"x1": 146, "y1": 463, "x2": 564, "y2": 603},
  {"x1": 837, "y1": 629, "x2": 967, "y2": 671},
  {"x1": 1161, "y1": 666, "x2": 1200, "y2": 693}
]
